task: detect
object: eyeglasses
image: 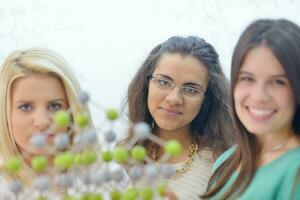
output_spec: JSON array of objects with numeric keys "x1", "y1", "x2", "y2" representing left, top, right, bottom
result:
[{"x1": 150, "y1": 75, "x2": 205, "y2": 98}]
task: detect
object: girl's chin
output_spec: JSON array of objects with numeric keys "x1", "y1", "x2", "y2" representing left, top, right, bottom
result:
[{"x1": 21, "y1": 149, "x2": 51, "y2": 158}]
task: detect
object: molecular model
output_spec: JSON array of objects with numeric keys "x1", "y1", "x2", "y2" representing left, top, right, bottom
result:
[{"x1": 0, "y1": 91, "x2": 182, "y2": 200}]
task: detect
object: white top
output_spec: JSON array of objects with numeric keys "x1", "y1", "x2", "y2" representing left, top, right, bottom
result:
[{"x1": 133, "y1": 149, "x2": 214, "y2": 200}]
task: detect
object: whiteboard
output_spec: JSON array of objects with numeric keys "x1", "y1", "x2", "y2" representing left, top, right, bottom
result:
[{"x1": 0, "y1": 0, "x2": 299, "y2": 120}]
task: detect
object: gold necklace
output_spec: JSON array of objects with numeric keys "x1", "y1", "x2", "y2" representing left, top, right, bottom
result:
[{"x1": 148, "y1": 142, "x2": 199, "y2": 178}]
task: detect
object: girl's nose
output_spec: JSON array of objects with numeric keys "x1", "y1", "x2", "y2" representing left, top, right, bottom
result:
[
  {"x1": 33, "y1": 110, "x2": 51, "y2": 131},
  {"x1": 250, "y1": 83, "x2": 271, "y2": 103},
  {"x1": 165, "y1": 87, "x2": 183, "y2": 105}
]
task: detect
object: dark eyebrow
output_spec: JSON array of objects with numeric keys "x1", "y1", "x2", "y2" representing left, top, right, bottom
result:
[
  {"x1": 154, "y1": 74, "x2": 173, "y2": 81},
  {"x1": 270, "y1": 74, "x2": 287, "y2": 79},
  {"x1": 239, "y1": 71, "x2": 288, "y2": 79},
  {"x1": 238, "y1": 71, "x2": 253, "y2": 76},
  {"x1": 154, "y1": 74, "x2": 205, "y2": 89}
]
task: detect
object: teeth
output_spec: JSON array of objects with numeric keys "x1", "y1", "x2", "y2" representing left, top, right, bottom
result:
[{"x1": 248, "y1": 107, "x2": 273, "y2": 116}]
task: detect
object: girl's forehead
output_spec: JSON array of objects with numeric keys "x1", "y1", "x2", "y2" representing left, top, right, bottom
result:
[
  {"x1": 11, "y1": 74, "x2": 67, "y2": 102},
  {"x1": 240, "y1": 46, "x2": 286, "y2": 76},
  {"x1": 153, "y1": 54, "x2": 208, "y2": 84}
]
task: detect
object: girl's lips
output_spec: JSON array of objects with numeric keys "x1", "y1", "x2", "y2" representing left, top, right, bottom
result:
[
  {"x1": 161, "y1": 107, "x2": 182, "y2": 116},
  {"x1": 46, "y1": 133, "x2": 55, "y2": 141},
  {"x1": 246, "y1": 106, "x2": 276, "y2": 121}
]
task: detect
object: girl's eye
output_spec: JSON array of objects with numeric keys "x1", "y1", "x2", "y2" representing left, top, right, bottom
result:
[
  {"x1": 157, "y1": 79, "x2": 172, "y2": 88},
  {"x1": 239, "y1": 76, "x2": 253, "y2": 82},
  {"x1": 182, "y1": 86, "x2": 200, "y2": 96},
  {"x1": 158, "y1": 79, "x2": 171, "y2": 87},
  {"x1": 48, "y1": 103, "x2": 63, "y2": 111},
  {"x1": 272, "y1": 79, "x2": 286, "y2": 86},
  {"x1": 18, "y1": 104, "x2": 33, "y2": 112}
]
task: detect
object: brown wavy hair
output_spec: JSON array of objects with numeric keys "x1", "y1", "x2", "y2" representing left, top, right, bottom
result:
[{"x1": 124, "y1": 36, "x2": 234, "y2": 157}]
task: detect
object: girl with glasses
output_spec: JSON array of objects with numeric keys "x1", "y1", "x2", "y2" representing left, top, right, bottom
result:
[{"x1": 124, "y1": 36, "x2": 234, "y2": 200}]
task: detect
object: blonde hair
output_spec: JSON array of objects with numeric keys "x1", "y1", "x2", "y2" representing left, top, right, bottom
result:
[{"x1": 0, "y1": 48, "x2": 88, "y2": 183}]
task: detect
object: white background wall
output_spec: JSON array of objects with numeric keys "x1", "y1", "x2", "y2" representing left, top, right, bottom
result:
[{"x1": 1, "y1": 0, "x2": 299, "y2": 126}]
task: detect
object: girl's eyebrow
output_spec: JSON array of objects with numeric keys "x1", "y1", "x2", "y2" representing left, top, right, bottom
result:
[
  {"x1": 154, "y1": 74, "x2": 204, "y2": 89},
  {"x1": 14, "y1": 98, "x2": 66, "y2": 104},
  {"x1": 49, "y1": 98, "x2": 66, "y2": 102},
  {"x1": 270, "y1": 74, "x2": 287, "y2": 79},
  {"x1": 238, "y1": 71, "x2": 253, "y2": 76},
  {"x1": 239, "y1": 71, "x2": 287, "y2": 79},
  {"x1": 154, "y1": 74, "x2": 173, "y2": 81},
  {"x1": 14, "y1": 100, "x2": 31, "y2": 104}
]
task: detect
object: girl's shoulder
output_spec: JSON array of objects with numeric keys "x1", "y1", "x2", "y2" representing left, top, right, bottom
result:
[{"x1": 197, "y1": 147, "x2": 215, "y2": 162}]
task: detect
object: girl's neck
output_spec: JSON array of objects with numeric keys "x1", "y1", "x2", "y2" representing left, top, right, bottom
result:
[
  {"x1": 257, "y1": 129, "x2": 296, "y2": 153},
  {"x1": 157, "y1": 126, "x2": 193, "y2": 148},
  {"x1": 151, "y1": 127, "x2": 194, "y2": 164},
  {"x1": 256, "y1": 130, "x2": 300, "y2": 167}
]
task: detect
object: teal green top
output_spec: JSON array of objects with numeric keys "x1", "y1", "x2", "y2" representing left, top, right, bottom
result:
[{"x1": 208, "y1": 146, "x2": 300, "y2": 200}]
